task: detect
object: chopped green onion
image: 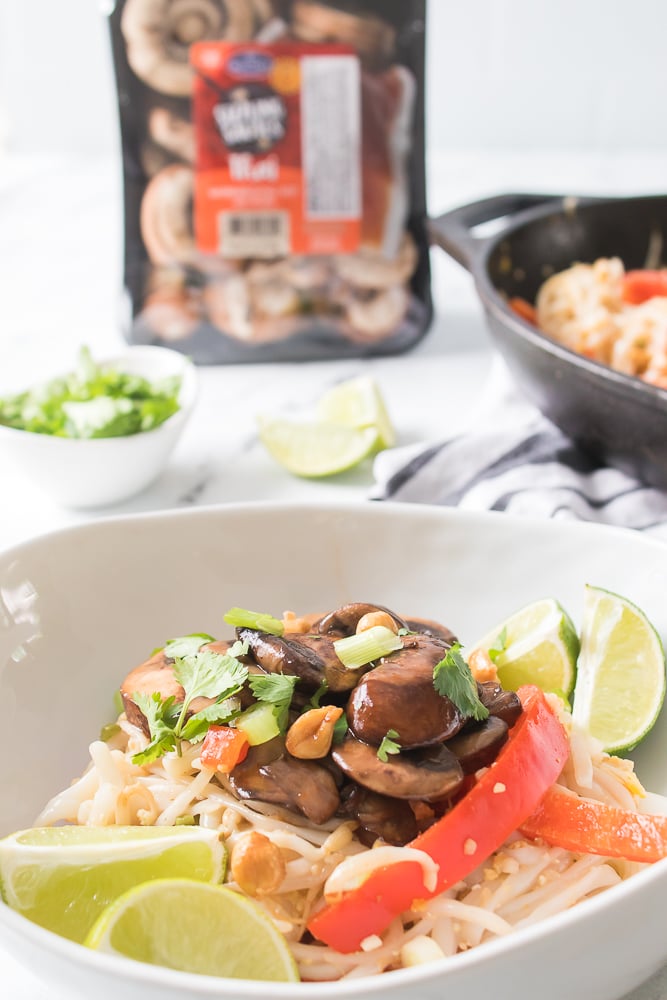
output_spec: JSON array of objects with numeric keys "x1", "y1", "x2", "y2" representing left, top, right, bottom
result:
[
  {"x1": 174, "y1": 815, "x2": 196, "y2": 826},
  {"x1": 333, "y1": 625, "x2": 402, "y2": 670},
  {"x1": 235, "y1": 703, "x2": 281, "y2": 746},
  {"x1": 223, "y1": 607, "x2": 284, "y2": 636}
]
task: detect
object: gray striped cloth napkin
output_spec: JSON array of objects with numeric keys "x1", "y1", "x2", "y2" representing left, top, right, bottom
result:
[{"x1": 372, "y1": 360, "x2": 667, "y2": 543}]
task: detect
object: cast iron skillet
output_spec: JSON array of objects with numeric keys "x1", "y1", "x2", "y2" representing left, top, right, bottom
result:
[{"x1": 429, "y1": 194, "x2": 667, "y2": 490}]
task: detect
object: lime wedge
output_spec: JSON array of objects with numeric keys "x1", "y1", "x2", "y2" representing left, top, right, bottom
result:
[
  {"x1": 258, "y1": 417, "x2": 378, "y2": 478},
  {"x1": 85, "y1": 878, "x2": 299, "y2": 982},
  {"x1": 0, "y1": 826, "x2": 226, "y2": 943},
  {"x1": 317, "y1": 376, "x2": 396, "y2": 449},
  {"x1": 468, "y1": 598, "x2": 579, "y2": 700},
  {"x1": 572, "y1": 585, "x2": 666, "y2": 753}
]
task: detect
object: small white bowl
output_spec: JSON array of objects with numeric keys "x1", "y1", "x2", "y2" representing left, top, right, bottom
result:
[{"x1": 0, "y1": 346, "x2": 198, "y2": 509}]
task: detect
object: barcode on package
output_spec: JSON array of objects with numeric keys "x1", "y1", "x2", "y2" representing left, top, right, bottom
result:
[
  {"x1": 219, "y1": 211, "x2": 289, "y2": 258},
  {"x1": 301, "y1": 55, "x2": 361, "y2": 220}
]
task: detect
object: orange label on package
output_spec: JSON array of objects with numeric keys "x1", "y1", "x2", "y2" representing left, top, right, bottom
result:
[{"x1": 191, "y1": 42, "x2": 362, "y2": 258}]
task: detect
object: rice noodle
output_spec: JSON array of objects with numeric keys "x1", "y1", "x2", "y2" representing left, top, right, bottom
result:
[{"x1": 35, "y1": 705, "x2": 657, "y2": 981}]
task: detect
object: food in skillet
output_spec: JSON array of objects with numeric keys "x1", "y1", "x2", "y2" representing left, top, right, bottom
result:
[
  {"x1": 3, "y1": 599, "x2": 667, "y2": 982},
  {"x1": 509, "y1": 259, "x2": 667, "y2": 389}
]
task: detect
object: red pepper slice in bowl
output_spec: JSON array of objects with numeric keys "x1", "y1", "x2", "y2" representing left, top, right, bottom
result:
[{"x1": 308, "y1": 685, "x2": 569, "y2": 953}]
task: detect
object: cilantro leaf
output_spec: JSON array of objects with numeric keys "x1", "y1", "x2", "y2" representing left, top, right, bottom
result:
[
  {"x1": 377, "y1": 729, "x2": 401, "y2": 762},
  {"x1": 433, "y1": 644, "x2": 490, "y2": 721},
  {"x1": 164, "y1": 633, "x2": 215, "y2": 660},
  {"x1": 249, "y1": 672, "x2": 299, "y2": 730},
  {"x1": 131, "y1": 692, "x2": 179, "y2": 765},
  {"x1": 180, "y1": 697, "x2": 241, "y2": 743},
  {"x1": 308, "y1": 680, "x2": 329, "y2": 710},
  {"x1": 487, "y1": 627, "x2": 508, "y2": 664},
  {"x1": 173, "y1": 650, "x2": 248, "y2": 705},
  {"x1": 332, "y1": 714, "x2": 348, "y2": 745},
  {"x1": 0, "y1": 345, "x2": 181, "y2": 439}
]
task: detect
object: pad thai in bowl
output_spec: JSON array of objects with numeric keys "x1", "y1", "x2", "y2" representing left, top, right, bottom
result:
[{"x1": 1, "y1": 502, "x2": 667, "y2": 1000}]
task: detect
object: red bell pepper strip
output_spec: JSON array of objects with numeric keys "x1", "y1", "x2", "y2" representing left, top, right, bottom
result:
[
  {"x1": 622, "y1": 270, "x2": 667, "y2": 305},
  {"x1": 520, "y1": 783, "x2": 667, "y2": 863},
  {"x1": 509, "y1": 296, "x2": 538, "y2": 325},
  {"x1": 199, "y1": 725, "x2": 249, "y2": 773},
  {"x1": 307, "y1": 685, "x2": 568, "y2": 953}
]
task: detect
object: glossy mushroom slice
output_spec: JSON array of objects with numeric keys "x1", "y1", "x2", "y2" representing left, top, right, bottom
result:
[
  {"x1": 228, "y1": 742, "x2": 341, "y2": 825},
  {"x1": 347, "y1": 634, "x2": 463, "y2": 749},
  {"x1": 404, "y1": 617, "x2": 458, "y2": 644},
  {"x1": 238, "y1": 627, "x2": 362, "y2": 692},
  {"x1": 120, "y1": 639, "x2": 235, "y2": 736},
  {"x1": 477, "y1": 681, "x2": 523, "y2": 727},
  {"x1": 343, "y1": 786, "x2": 418, "y2": 846},
  {"x1": 333, "y1": 735, "x2": 464, "y2": 802},
  {"x1": 315, "y1": 602, "x2": 409, "y2": 637},
  {"x1": 446, "y1": 716, "x2": 509, "y2": 775}
]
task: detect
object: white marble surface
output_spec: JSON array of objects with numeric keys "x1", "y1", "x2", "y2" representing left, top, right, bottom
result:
[{"x1": 2, "y1": 150, "x2": 667, "y2": 999}]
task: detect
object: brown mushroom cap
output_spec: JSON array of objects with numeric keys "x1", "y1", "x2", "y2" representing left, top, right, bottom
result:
[
  {"x1": 228, "y1": 741, "x2": 341, "y2": 825},
  {"x1": 446, "y1": 716, "x2": 509, "y2": 775},
  {"x1": 343, "y1": 786, "x2": 419, "y2": 846},
  {"x1": 347, "y1": 634, "x2": 464, "y2": 749},
  {"x1": 238, "y1": 627, "x2": 363, "y2": 692},
  {"x1": 315, "y1": 602, "x2": 409, "y2": 637},
  {"x1": 477, "y1": 681, "x2": 523, "y2": 727},
  {"x1": 332, "y1": 735, "x2": 464, "y2": 802}
]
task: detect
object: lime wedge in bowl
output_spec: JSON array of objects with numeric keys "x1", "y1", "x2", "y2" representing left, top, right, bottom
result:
[
  {"x1": 258, "y1": 417, "x2": 379, "y2": 478},
  {"x1": 468, "y1": 597, "x2": 579, "y2": 701},
  {"x1": 317, "y1": 375, "x2": 396, "y2": 449},
  {"x1": 0, "y1": 825, "x2": 226, "y2": 943},
  {"x1": 85, "y1": 878, "x2": 299, "y2": 982},
  {"x1": 572, "y1": 585, "x2": 666, "y2": 754}
]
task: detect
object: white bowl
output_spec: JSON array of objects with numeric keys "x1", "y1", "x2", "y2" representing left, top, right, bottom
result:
[
  {"x1": 0, "y1": 502, "x2": 666, "y2": 1000},
  {"x1": 0, "y1": 346, "x2": 198, "y2": 508}
]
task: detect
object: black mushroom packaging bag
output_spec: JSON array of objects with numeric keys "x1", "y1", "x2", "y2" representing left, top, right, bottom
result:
[{"x1": 107, "y1": 0, "x2": 431, "y2": 362}]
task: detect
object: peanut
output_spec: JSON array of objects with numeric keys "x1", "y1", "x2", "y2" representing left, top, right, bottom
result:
[
  {"x1": 467, "y1": 647, "x2": 499, "y2": 683},
  {"x1": 285, "y1": 705, "x2": 344, "y2": 759},
  {"x1": 230, "y1": 831, "x2": 286, "y2": 897},
  {"x1": 356, "y1": 611, "x2": 398, "y2": 634}
]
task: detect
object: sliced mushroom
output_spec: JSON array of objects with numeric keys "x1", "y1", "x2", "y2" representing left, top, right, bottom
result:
[
  {"x1": 347, "y1": 634, "x2": 463, "y2": 749},
  {"x1": 228, "y1": 742, "x2": 341, "y2": 824},
  {"x1": 477, "y1": 681, "x2": 523, "y2": 727},
  {"x1": 238, "y1": 627, "x2": 362, "y2": 692},
  {"x1": 315, "y1": 602, "x2": 409, "y2": 637},
  {"x1": 446, "y1": 716, "x2": 509, "y2": 774},
  {"x1": 343, "y1": 786, "x2": 418, "y2": 846},
  {"x1": 120, "y1": 638, "x2": 236, "y2": 735},
  {"x1": 404, "y1": 617, "x2": 458, "y2": 644},
  {"x1": 333, "y1": 735, "x2": 464, "y2": 802}
]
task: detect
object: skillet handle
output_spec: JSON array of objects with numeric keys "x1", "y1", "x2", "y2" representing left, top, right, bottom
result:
[{"x1": 428, "y1": 193, "x2": 564, "y2": 272}]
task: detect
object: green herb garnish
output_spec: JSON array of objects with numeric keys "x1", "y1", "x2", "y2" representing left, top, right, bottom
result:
[
  {"x1": 0, "y1": 345, "x2": 181, "y2": 438},
  {"x1": 223, "y1": 607, "x2": 285, "y2": 636},
  {"x1": 487, "y1": 627, "x2": 508, "y2": 663},
  {"x1": 377, "y1": 729, "x2": 401, "y2": 762},
  {"x1": 131, "y1": 641, "x2": 249, "y2": 765},
  {"x1": 433, "y1": 644, "x2": 489, "y2": 721},
  {"x1": 249, "y1": 672, "x2": 299, "y2": 731},
  {"x1": 164, "y1": 633, "x2": 216, "y2": 660},
  {"x1": 99, "y1": 722, "x2": 121, "y2": 743}
]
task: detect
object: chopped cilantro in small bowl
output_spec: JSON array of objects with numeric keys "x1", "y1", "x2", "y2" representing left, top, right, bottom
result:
[{"x1": 0, "y1": 346, "x2": 197, "y2": 508}]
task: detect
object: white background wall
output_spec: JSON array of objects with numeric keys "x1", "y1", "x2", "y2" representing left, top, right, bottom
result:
[{"x1": 1, "y1": 0, "x2": 667, "y2": 157}]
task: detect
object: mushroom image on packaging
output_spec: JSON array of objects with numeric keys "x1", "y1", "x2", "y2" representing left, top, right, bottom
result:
[{"x1": 107, "y1": 0, "x2": 431, "y2": 362}]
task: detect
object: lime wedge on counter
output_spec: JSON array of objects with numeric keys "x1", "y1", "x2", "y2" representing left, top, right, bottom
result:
[
  {"x1": 85, "y1": 878, "x2": 299, "y2": 982},
  {"x1": 572, "y1": 585, "x2": 666, "y2": 754},
  {"x1": 317, "y1": 376, "x2": 396, "y2": 449},
  {"x1": 0, "y1": 826, "x2": 226, "y2": 943},
  {"x1": 468, "y1": 597, "x2": 579, "y2": 700},
  {"x1": 258, "y1": 417, "x2": 378, "y2": 478}
]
